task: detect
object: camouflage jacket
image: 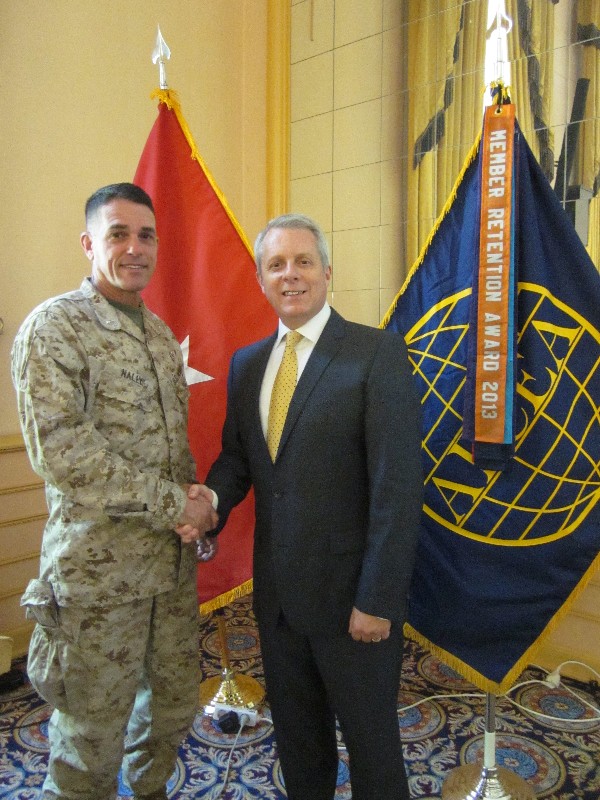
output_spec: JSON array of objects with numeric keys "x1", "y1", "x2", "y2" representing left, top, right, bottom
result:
[{"x1": 11, "y1": 279, "x2": 197, "y2": 607}]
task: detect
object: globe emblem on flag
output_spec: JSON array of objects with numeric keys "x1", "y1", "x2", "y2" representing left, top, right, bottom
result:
[{"x1": 408, "y1": 284, "x2": 600, "y2": 547}]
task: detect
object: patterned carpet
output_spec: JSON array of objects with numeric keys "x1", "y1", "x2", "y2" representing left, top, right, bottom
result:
[{"x1": 1, "y1": 594, "x2": 599, "y2": 799}]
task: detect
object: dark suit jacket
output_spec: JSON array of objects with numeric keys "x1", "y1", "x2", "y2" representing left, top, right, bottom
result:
[{"x1": 206, "y1": 308, "x2": 423, "y2": 636}]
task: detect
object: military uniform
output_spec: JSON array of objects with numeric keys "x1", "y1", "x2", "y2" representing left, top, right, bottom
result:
[{"x1": 12, "y1": 278, "x2": 200, "y2": 799}]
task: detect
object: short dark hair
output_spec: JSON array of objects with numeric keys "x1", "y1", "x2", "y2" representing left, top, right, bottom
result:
[{"x1": 85, "y1": 183, "x2": 155, "y2": 225}]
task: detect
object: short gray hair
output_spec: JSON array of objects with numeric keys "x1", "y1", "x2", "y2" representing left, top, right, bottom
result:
[{"x1": 254, "y1": 213, "x2": 330, "y2": 273}]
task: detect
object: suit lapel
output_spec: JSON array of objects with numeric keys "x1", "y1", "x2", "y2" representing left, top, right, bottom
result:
[
  {"x1": 276, "y1": 310, "x2": 346, "y2": 459},
  {"x1": 234, "y1": 334, "x2": 274, "y2": 464}
]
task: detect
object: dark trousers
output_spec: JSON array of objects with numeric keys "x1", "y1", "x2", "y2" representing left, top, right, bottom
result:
[{"x1": 257, "y1": 612, "x2": 410, "y2": 800}]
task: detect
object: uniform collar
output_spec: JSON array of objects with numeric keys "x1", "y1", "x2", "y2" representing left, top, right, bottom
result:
[{"x1": 81, "y1": 277, "x2": 156, "y2": 340}]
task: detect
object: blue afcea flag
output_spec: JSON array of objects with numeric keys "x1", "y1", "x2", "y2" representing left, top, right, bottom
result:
[{"x1": 384, "y1": 116, "x2": 600, "y2": 693}]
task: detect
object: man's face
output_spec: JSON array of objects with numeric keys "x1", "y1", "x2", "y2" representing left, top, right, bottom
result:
[
  {"x1": 257, "y1": 227, "x2": 331, "y2": 329},
  {"x1": 81, "y1": 199, "x2": 158, "y2": 306}
]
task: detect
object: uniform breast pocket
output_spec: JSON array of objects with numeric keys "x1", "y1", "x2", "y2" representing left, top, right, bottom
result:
[{"x1": 88, "y1": 359, "x2": 157, "y2": 436}]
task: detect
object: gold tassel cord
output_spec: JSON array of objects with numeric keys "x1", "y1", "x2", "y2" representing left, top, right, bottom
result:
[{"x1": 489, "y1": 78, "x2": 512, "y2": 106}]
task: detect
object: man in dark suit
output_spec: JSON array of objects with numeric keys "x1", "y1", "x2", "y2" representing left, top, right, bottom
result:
[{"x1": 203, "y1": 213, "x2": 423, "y2": 800}]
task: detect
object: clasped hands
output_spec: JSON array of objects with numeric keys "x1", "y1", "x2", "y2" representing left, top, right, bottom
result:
[{"x1": 173, "y1": 483, "x2": 219, "y2": 561}]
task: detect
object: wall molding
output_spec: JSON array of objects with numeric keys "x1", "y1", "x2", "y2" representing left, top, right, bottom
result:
[
  {"x1": 566, "y1": 608, "x2": 600, "y2": 624},
  {"x1": 0, "y1": 551, "x2": 41, "y2": 569},
  {"x1": 0, "y1": 586, "x2": 30, "y2": 603},
  {"x1": 0, "y1": 482, "x2": 44, "y2": 496},
  {"x1": 0, "y1": 437, "x2": 44, "y2": 660},
  {"x1": 266, "y1": 0, "x2": 290, "y2": 219},
  {"x1": 536, "y1": 639, "x2": 600, "y2": 683},
  {"x1": 0, "y1": 433, "x2": 25, "y2": 454},
  {"x1": 0, "y1": 514, "x2": 47, "y2": 530},
  {"x1": 8, "y1": 625, "x2": 32, "y2": 660}
]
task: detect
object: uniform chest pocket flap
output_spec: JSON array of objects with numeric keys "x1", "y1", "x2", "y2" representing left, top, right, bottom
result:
[{"x1": 91, "y1": 360, "x2": 154, "y2": 410}]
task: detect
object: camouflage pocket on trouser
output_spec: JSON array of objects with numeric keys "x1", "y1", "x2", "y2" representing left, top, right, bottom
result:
[{"x1": 21, "y1": 579, "x2": 68, "y2": 711}]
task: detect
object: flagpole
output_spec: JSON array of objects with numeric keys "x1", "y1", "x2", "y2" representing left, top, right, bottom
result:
[
  {"x1": 199, "y1": 608, "x2": 265, "y2": 712},
  {"x1": 441, "y1": 38, "x2": 535, "y2": 796},
  {"x1": 492, "y1": 8, "x2": 512, "y2": 87},
  {"x1": 441, "y1": 693, "x2": 535, "y2": 800},
  {"x1": 144, "y1": 27, "x2": 266, "y2": 717}
]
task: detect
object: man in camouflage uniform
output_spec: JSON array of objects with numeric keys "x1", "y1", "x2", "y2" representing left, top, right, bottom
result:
[{"x1": 12, "y1": 183, "x2": 217, "y2": 800}]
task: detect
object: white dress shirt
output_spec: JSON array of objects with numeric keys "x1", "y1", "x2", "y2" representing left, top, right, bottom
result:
[{"x1": 259, "y1": 303, "x2": 332, "y2": 438}]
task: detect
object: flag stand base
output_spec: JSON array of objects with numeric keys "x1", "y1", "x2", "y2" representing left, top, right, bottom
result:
[
  {"x1": 441, "y1": 694, "x2": 536, "y2": 799},
  {"x1": 442, "y1": 764, "x2": 536, "y2": 799},
  {"x1": 199, "y1": 609, "x2": 265, "y2": 711},
  {"x1": 199, "y1": 667, "x2": 265, "y2": 710}
]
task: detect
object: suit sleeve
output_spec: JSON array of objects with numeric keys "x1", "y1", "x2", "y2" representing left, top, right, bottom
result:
[
  {"x1": 205, "y1": 350, "x2": 253, "y2": 532},
  {"x1": 354, "y1": 330, "x2": 424, "y2": 622}
]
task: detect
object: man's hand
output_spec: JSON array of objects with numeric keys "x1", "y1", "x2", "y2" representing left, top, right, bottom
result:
[
  {"x1": 348, "y1": 607, "x2": 391, "y2": 643},
  {"x1": 174, "y1": 486, "x2": 218, "y2": 544},
  {"x1": 185, "y1": 483, "x2": 216, "y2": 505}
]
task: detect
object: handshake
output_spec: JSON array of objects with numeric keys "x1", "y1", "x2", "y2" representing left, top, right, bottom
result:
[{"x1": 173, "y1": 483, "x2": 219, "y2": 562}]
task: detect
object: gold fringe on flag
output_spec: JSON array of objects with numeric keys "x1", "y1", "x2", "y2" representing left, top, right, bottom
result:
[
  {"x1": 199, "y1": 579, "x2": 254, "y2": 616},
  {"x1": 405, "y1": 550, "x2": 600, "y2": 695}
]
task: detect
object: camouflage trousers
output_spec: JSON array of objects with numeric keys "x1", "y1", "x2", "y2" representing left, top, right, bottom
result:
[{"x1": 35, "y1": 584, "x2": 200, "y2": 800}]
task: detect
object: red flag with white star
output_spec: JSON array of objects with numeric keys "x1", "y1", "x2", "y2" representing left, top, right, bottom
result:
[{"x1": 134, "y1": 89, "x2": 276, "y2": 611}]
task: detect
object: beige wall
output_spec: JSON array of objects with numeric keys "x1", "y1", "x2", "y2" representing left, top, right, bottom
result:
[
  {"x1": 0, "y1": 0, "x2": 268, "y2": 438},
  {"x1": 289, "y1": 0, "x2": 404, "y2": 326}
]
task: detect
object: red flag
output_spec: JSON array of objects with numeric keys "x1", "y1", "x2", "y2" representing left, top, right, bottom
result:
[{"x1": 134, "y1": 89, "x2": 276, "y2": 612}]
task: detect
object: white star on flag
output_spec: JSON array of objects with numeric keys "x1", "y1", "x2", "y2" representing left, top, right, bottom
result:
[{"x1": 180, "y1": 335, "x2": 213, "y2": 385}]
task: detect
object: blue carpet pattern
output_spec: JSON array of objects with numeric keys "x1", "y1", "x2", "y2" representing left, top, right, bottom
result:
[{"x1": 1, "y1": 595, "x2": 599, "y2": 799}]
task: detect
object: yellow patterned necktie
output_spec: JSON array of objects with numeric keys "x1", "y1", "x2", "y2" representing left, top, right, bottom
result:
[{"x1": 267, "y1": 330, "x2": 303, "y2": 461}]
